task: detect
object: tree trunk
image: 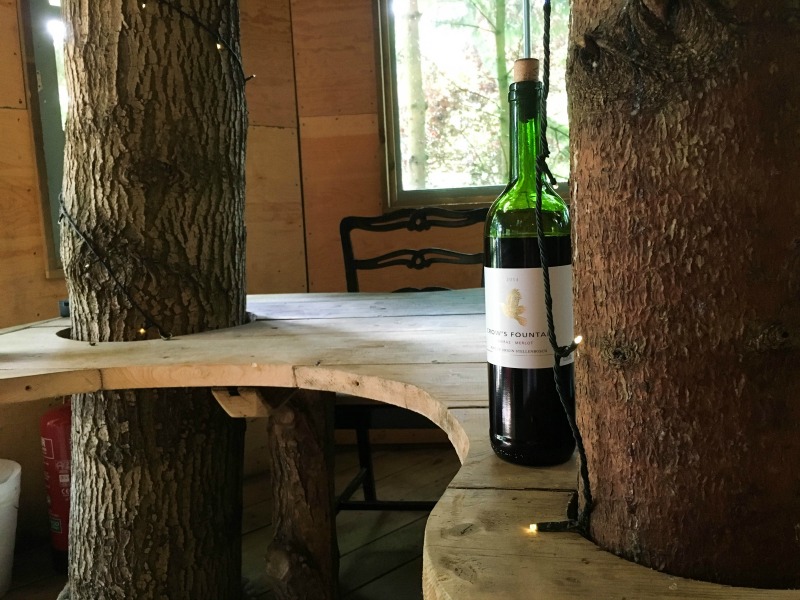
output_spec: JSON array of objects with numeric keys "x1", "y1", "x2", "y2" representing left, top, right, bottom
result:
[
  {"x1": 493, "y1": 0, "x2": 509, "y2": 178},
  {"x1": 265, "y1": 390, "x2": 339, "y2": 600},
  {"x1": 69, "y1": 390, "x2": 245, "y2": 598},
  {"x1": 568, "y1": 0, "x2": 800, "y2": 588},
  {"x1": 406, "y1": 0, "x2": 427, "y2": 189},
  {"x1": 60, "y1": 0, "x2": 247, "y2": 597}
]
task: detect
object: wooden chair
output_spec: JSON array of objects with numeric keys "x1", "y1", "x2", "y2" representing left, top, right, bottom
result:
[{"x1": 335, "y1": 206, "x2": 488, "y2": 512}]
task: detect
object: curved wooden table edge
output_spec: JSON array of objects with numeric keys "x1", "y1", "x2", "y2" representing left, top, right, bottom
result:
[{"x1": 2, "y1": 321, "x2": 798, "y2": 599}]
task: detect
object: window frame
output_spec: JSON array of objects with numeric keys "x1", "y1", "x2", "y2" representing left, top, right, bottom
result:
[
  {"x1": 376, "y1": 0, "x2": 572, "y2": 211},
  {"x1": 21, "y1": 0, "x2": 67, "y2": 278},
  {"x1": 376, "y1": 0, "x2": 504, "y2": 210}
]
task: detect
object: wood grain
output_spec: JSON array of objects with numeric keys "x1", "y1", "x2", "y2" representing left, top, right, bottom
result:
[
  {"x1": 241, "y1": 0, "x2": 297, "y2": 129},
  {"x1": 291, "y1": 0, "x2": 377, "y2": 118},
  {"x1": 3, "y1": 290, "x2": 794, "y2": 598},
  {"x1": 0, "y1": 109, "x2": 66, "y2": 328},
  {"x1": 245, "y1": 126, "x2": 307, "y2": 294},
  {"x1": 0, "y1": 0, "x2": 26, "y2": 110},
  {"x1": 299, "y1": 114, "x2": 384, "y2": 292},
  {"x1": 424, "y1": 487, "x2": 800, "y2": 600}
]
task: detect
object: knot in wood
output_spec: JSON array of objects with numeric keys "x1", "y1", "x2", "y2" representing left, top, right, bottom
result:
[
  {"x1": 265, "y1": 547, "x2": 291, "y2": 579},
  {"x1": 745, "y1": 322, "x2": 792, "y2": 353},
  {"x1": 129, "y1": 157, "x2": 180, "y2": 189},
  {"x1": 570, "y1": 0, "x2": 739, "y2": 115},
  {"x1": 599, "y1": 337, "x2": 641, "y2": 368},
  {"x1": 578, "y1": 35, "x2": 603, "y2": 72},
  {"x1": 444, "y1": 522, "x2": 476, "y2": 537}
]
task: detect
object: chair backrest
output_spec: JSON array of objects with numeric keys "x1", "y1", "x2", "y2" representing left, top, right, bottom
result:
[{"x1": 340, "y1": 207, "x2": 489, "y2": 293}]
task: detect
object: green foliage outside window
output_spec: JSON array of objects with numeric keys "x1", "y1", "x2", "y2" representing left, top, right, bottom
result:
[{"x1": 386, "y1": 0, "x2": 570, "y2": 202}]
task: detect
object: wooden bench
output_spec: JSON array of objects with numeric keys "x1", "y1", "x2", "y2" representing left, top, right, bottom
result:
[{"x1": 0, "y1": 291, "x2": 795, "y2": 599}]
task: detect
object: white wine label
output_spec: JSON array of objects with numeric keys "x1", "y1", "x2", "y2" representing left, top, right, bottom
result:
[{"x1": 484, "y1": 266, "x2": 574, "y2": 369}]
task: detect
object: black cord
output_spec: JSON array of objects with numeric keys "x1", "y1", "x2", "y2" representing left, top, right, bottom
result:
[
  {"x1": 150, "y1": 0, "x2": 255, "y2": 85},
  {"x1": 59, "y1": 198, "x2": 172, "y2": 340},
  {"x1": 534, "y1": 0, "x2": 593, "y2": 533},
  {"x1": 55, "y1": 2, "x2": 256, "y2": 341},
  {"x1": 538, "y1": 0, "x2": 558, "y2": 187}
]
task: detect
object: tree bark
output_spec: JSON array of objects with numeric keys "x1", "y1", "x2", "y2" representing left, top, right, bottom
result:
[
  {"x1": 69, "y1": 389, "x2": 245, "y2": 599},
  {"x1": 493, "y1": 0, "x2": 509, "y2": 179},
  {"x1": 60, "y1": 0, "x2": 247, "y2": 597},
  {"x1": 265, "y1": 390, "x2": 339, "y2": 600},
  {"x1": 406, "y1": 0, "x2": 427, "y2": 189},
  {"x1": 568, "y1": 0, "x2": 800, "y2": 587},
  {"x1": 569, "y1": 0, "x2": 800, "y2": 588}
]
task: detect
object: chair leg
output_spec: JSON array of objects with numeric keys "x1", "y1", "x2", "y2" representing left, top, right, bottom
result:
[
  {"x1": 355, "y1": 414, "x2": 377, "y2": 502},
  {"x1": 336, "y1": 403, "x2": 439, "y2": 512}
]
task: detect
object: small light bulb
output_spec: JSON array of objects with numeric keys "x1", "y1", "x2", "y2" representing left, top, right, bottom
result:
[
  {"x1": 216, "y1": 42, "x2": 222, "y2": 50},
  {"x1": 138, "y1": 327, "x2": 146, "y2": 335},
  {"x1": 529, "y1": 523, "x2": 538, "y2": 533},
  {"x1": 141, "y1": 2, "x2": 146, "y2": 7},
  {"x1": 574, "y1": 335, "x2": 583, "y2": 345}
]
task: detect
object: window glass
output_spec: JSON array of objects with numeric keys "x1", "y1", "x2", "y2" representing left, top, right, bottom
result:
[
  {"x1": 45, "y1": 18, "x2": 69, "y2": 129},
  {"x1": 382, "y1": 0, "x2": 569, "y2": 205},
  {"x1": 27, "y1": 0, "x2": 67, "y2": 272}
]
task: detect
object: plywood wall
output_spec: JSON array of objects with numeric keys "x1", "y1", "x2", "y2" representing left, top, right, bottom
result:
[
  {"x1": 291, "y1": 0, "x2": 383, "y2": 292},
  {"x1": 0, "y1": 1, "x2": 64, "y2": 545},
  {"x1": 0, "y1": 0, "x2": 67, "y2": 330},
  {"x1": 241, "y1": 0, "x2": 307, "y2": 294}
]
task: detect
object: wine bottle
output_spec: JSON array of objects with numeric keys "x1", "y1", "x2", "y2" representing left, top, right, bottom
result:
[{"x1": 484, "y1": 58, "x2": 575, "y2": 466}]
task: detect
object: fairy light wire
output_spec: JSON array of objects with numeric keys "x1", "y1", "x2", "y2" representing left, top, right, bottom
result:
[
  {"x1": 59, "y1": 198, "x2": 173, "y2": 341},
  {"x1": 532, "y1": 0, "x2": 593, "y2": 534},
  {"x1": 57, "y1": 1, "x2": 258, "y2": 341},
  {"x1": 144, "y1": 0, "x2": 255, "y2": 84}
]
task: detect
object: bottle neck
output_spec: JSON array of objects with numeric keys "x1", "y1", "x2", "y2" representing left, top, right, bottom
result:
[{"x1": 508, "y1": 81, "x2": 542, "y2": 191}]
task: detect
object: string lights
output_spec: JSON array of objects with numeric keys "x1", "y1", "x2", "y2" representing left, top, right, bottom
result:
[
  {"x1": 531, "y1": 0, "x2": 593, "y2": 537},
  {"x1": 59, "y1": 198, "x2": 173, "y2": 340},
  {"x1": 59, "y1": 1, "x2": 256, "y2": 341},
  {"x1": 141, "y1": 0, "x2": 255, "y2": 85}
]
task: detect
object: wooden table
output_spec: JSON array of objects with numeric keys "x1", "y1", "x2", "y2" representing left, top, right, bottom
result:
[{"x1": 0, "y1": 290, "x2": 795, "y2": 599}]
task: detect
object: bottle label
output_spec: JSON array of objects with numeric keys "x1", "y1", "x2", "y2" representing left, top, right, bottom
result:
[{"x1": 484, "y1": 266, "x2": 574, "y2": 369}]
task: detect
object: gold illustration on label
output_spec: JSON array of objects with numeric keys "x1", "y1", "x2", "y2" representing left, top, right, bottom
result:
[{"x1": 501, "y1": 288, "x2": 527, "y2": 326}]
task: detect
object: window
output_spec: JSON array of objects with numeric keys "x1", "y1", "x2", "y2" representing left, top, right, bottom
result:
[
  {"x1": 24, "y1": 0, "x2": 68, "y2": 275},
  {"x1": 378, "y1": 0, "x2": 570, "y2": 207}
]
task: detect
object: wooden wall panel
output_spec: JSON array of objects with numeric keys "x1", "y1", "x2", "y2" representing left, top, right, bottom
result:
[
  {"x1": 0, "y1": 109, "x2": 66, "y2": 328},
  {"x1": 300, "y1": 114, "x2": 383, "y2": 291},
  {"x1": 245, "y1": 125, "x2": 307, "y2": 293},
  {"x1": 0, "y1": 1, "x2": 66, "y2": 547},
  {"x1": 291, "y1": 0, "x2": 377, "y2": 117},
  {"x1": 0, "y1": 0, "x2": 26, "y2": 109},
  {"x1": 241, "y1": 0, "x2": 297, "y2": 128}
]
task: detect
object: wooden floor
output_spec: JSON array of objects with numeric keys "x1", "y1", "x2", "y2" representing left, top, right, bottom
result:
[{"x1": 6, "y1": 443, "x2": 461, "y2": 599}]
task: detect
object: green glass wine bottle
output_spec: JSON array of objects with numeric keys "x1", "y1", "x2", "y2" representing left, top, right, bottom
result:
[{"x1": 484, "y1": 58, "x2": 575, "y2": 466}]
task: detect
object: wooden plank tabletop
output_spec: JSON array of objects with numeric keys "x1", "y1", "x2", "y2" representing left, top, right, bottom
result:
[
  {"x1": 1, "y1": 290, "x2": 794, "y2": 599},
  {"x1": 0, "y1": 291, "x2": 486, "y2": 407}
]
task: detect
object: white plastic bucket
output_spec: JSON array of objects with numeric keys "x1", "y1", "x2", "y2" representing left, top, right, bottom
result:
[{"x1": 0, "y1": 460, "x2": 21, "y2": 598}]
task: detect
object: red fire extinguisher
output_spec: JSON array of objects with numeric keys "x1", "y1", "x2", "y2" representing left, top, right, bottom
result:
[{"x1": 40, "y1": 400, "x2": 71, "y2": 573}]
